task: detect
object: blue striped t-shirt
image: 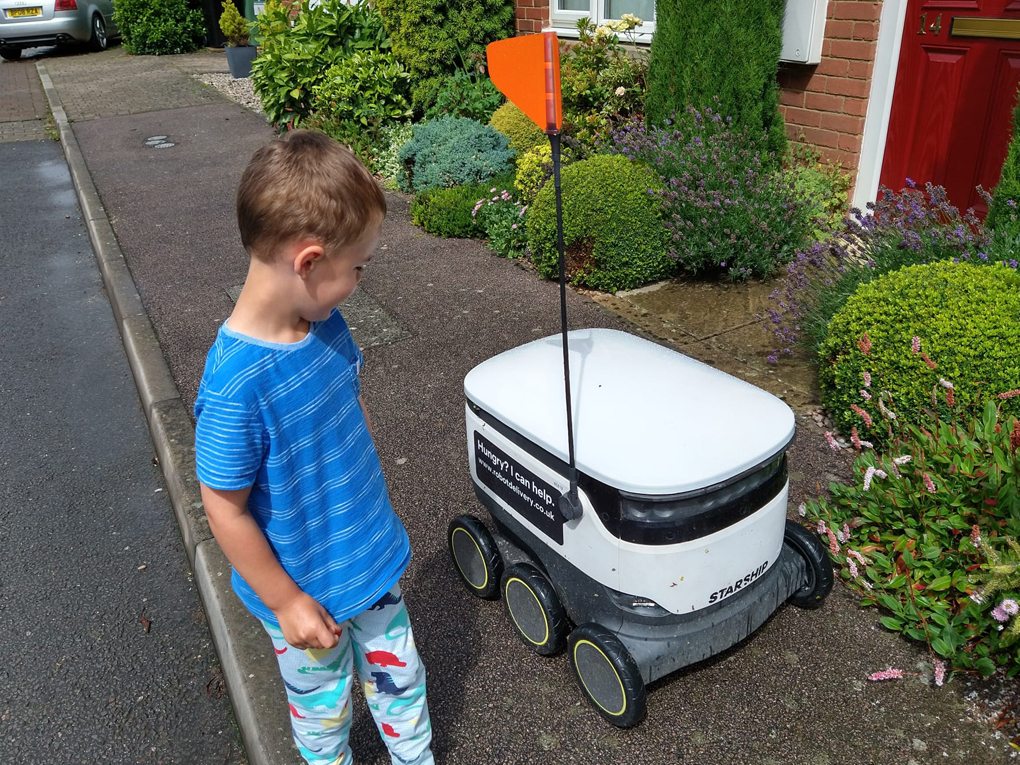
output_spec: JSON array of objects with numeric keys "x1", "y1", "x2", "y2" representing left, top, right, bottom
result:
[{"x1": 194, "y1": 308, "x2": 410, "y2": 626}]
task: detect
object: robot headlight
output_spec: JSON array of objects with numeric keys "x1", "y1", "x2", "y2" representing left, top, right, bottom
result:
[{"x1": 614, "y1": 453, "x2": 788, "y2": 545}]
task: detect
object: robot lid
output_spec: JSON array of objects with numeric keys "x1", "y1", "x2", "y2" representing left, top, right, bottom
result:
[{"x1": 464, "y1": 328, "x2": 795, "y2": 497}]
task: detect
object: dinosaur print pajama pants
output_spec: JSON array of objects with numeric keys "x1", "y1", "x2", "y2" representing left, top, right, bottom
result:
[{"x1": 262, "y1": 584, "x2": 433, "y2": 765}]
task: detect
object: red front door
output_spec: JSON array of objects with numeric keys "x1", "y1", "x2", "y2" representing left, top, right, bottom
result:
[{"x1": 880, "y1": 0, "x2": 1020, "y2": 215}]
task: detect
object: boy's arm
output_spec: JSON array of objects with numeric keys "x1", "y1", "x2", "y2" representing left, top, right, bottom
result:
[
  {"x1": 201, "y1": 484, "x2": 341, "y2": 650},
  {"x1": 360, "y1": 395, "x2": 372, "y2": 436}
]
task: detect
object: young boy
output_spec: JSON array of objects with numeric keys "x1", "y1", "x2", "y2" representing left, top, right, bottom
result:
[{"x1": 194, "y1": 130, "x2": 433, "y2": 765}]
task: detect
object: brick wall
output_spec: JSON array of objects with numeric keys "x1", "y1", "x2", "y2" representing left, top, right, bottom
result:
[
  {"x1": 777, "y1": 0, "x2": 881, "y2": 179},
  {"x1": 513, "y1": 0, "x2": 883, "y2": 181},
  {"x1": 515, "y1": 0, "x2": 550, "y2": 34}
]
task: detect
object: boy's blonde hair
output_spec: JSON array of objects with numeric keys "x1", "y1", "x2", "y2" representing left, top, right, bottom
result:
[{"x1": 237, "y1": 130, "x2": 386, "y2": 261}]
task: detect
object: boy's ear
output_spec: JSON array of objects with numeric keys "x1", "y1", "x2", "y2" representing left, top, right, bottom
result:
[{"x1": 293, "y1": 243, "x2": 326, "y2": 279}]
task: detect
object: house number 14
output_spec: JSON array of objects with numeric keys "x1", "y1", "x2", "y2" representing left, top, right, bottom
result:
[{"x1": 918, "y1": 13, "x2": 943, "y2": 35}]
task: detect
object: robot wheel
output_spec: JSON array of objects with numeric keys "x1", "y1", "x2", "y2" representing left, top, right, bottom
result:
[
  {"x1": 783, "y1": 519, "x2": 835, "y2": 609},
  {"x1": 501, "y1": 562, "x2": 569, "y2": 656},
  {"x1": 448, "y1": 515, "x2": 503, "y2": 600},
  {"x1": 568, "y1": 623, "x2": 647, "y2": 728}
]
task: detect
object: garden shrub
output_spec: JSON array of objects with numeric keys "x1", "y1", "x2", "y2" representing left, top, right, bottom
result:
[
  {"x1": 819, "y1": 261, "x2": 1020, "y2": 443},
  {"x1": 608, "y1": 108, "x2": 810, "y2": 280},
  {"x1": 514, "y1": 145, "x2": 553, "y2": 203},
  {"x1": 251, "y1": 0, "x2": 390, "y2": 126},
  {"x1": 988, "y1": 85, "x2": 1020, "y2": 231},
  {"x1": 765, "y1": 181, "x2": 1004, "y2": 363},
  {"x1": 560, "y1": 17, "x2": 648, "y2": 157},
  {"x1": 374, "y1": 0, "x2": 514, "y2": 110},
  {"x1": 527, "y1": 154, "x2": 671, "y2": 292},
  {"x1": 423, "y1": 58, "x2": 503, "y2": 123},
  {"x1": 472, "y1": 186, "x2": 529, "y2": 258},
  {"x1": 411, "y1": 183, "x2": 492, "y2": 238},
  {"x1": 786, "y1": 143, "x2": 851, "y2": 238},
  {"x1": 374, "y1": 122, "x2": 416, "y2": 188},
  {"x1": 308, "y1": 50, "x2": 412, "y2": 161},
  {"x1": 114, "y1": 0, "x2": 205, "y2": 55},
  {"x1": 219, "y1": 0, "x2": 250, "y2": 46},
  {"x1": 489, "y1": 103, "x2": 547, "y2": 156},
  {"x1": 802, "y1": 338, "x2": 1020, "y2": 677},
  {"x1": 646, "y1": 0, "x2": 786, "y2": 158},
  {"x1": 397, "y1": 117, "x2": 514, "y2": 193}
]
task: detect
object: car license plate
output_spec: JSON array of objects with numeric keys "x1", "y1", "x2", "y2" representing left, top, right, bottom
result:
[{"x1": 8, "y1": 6, "x2": 42, "y2": 16}]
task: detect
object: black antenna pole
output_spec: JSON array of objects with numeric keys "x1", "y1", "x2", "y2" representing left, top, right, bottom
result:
[{"x1": 551, "y1": 131, "x2": 582, "y2": 522}]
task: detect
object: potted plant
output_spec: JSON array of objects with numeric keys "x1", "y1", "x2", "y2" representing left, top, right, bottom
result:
[{"x1": 220, "y1": 0, "x2": 256, "y2": 79}]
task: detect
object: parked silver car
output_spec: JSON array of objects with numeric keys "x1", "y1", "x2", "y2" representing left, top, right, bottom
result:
[{"x1": 0, "y1": 0, "x2": 117, "y2": 60}]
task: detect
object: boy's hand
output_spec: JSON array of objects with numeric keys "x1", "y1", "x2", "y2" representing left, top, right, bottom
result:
[{"x1": 275, "y1": 592, "x2": 342, "y2": 650}]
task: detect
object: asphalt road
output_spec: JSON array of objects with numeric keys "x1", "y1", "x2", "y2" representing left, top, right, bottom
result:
[{"x1": 0, "y1": 140, "x2": 245, "y2": 764}]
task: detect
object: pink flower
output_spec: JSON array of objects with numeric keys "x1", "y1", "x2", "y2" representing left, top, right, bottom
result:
[
  {"x1": 825, "y1": 431, "x2": 841, "y2": 451},
  {"x1": 874, "y1": 469, "x2": 888, "y2": 480},
  {"x1": 858, "y1": 334, "x2": 872, "y2": 355},
  {"x1": 934, "y1": 660, "x2": 946, "y2": 687},
  {"x1": 859, "y1": 578, "x2": 873, "y2": 591},
  {"x1": 868, "y1": 668, "x2": 904, "y2": 681},
  {"x1": 836, "y1": 529, "x2": 846, "y2": 543},
  {"x1": 843, "y1": 523, "x2": 850, "y2": 540},
  {"x1": 920, "y1": 352, "x2": 937, "y2": 370},
  {"x1": 970, "y1": 525, "x2": 981, "y2": 548},
  {"x1": 1001, "y1": 599, "x2": 1019, "y2": 616},
  {"x1": 817, "y1": 520, "x2": 827, "y2": 535},
  {"x1": 946, "y1": 387, "x2": 955, "y2": 407},
  {"x1": 860, "y1": 389, "x2": 872, "y2": 401},
  {"x1": 851, "y1": 404, "x2": 873, "y2": 428},
  {"x1": 511, "y1": 224, "x2": 517, "y2": 230},
  {"x1": 893, "y1": 455, "x2": 912, "y2": 465},
  {"x1": 851, "y1": 426, "x2": 862, "y2": 451},
  {"x1": 939, "y1": 378, "x2": 954, "y2": 389},
  {"x1": 863, "y1": 371, "x2": 872, "y2": 388},
  {"x1": 998, "y1": 389, "x2": 1020, "y2": 399},
  {"x1": 912, "y1": 336, "x2": 921, "y2": 354},
  {"x1": 797, "y1": 502, "x2": 807, "y2": 517},
  {"x1": 992, "y1": 605, "x2": 1010, "y2": 623},
  {"x1": 863, "y1": 466, "x2": 876, "y2": 490},
  {"x1": 877, "y1": 398, "x2": 897, "y2": 421},
  {"x1": 848, "y1": 549, "x2": 867, "y2": 566},
  {"x1": 923, "y1": 473, "x2": 936, "y2": 493},
  {"x1": 827, "y1": 528, "x2": 840, "y2": 554},
  {"x1": 848, "y1": 558, "x2": 859, "y2": 578}
]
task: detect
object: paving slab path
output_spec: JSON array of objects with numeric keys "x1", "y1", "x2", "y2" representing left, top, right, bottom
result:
[{"x1": 28, "y1": 44, "x2": 1019, "y2": 764}]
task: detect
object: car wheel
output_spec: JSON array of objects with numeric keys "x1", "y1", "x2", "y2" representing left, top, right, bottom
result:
[
  {"x1": 88, "y1": 14, "x2": 107, "y2": 52},
  {"x1": 568, "y1": 623, "x2": 646, "y2": 728},
  {"x1": 501, "y1": 563, "x2": 569, "y2": 656},
  {"x1": 784, "y1": 519, "x2": 834, "y2": 609},
  {"x1": 448, "y1": 515, "x2": 503, "y2": 600},
  {"x1": 0, "y1": 46, "x2": 22, "y2": 61}
]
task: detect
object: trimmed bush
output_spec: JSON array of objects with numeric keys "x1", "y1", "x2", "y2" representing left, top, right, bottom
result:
[
  {"x1": 820, "y1": 261, "x2": 1020, "y2": 442},
  {"x1": 989, "y1": 86, "x2": 1020, "y2": 230},
  {"x1": 527, "y1": 155, "x2": 671, "y2": 292},
  {"x1": 397, "y1": 117, "x2": 514, "y2": 193},
  {"x1": 489, "y1": 103, "x2": 547, "y2": 155},
  {"x1": 411, "y1": 183, "x2": 491, "y2": 238},
  {"x1": 114, "y1": 0, "x2": 205, "y2": 55},
  {"x1": 375, "y1": 0, "x2": 514, "y2": 110},
  {"x1": 515, "y1": 144, "x2": 553, "y2": 203},
  {"x1": 646, "y1": 0, "x2": 786, "y2": 158}
]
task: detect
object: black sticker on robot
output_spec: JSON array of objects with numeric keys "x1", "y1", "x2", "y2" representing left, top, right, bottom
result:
[{"x1": 474, "y1": 431, "x2": 564, "y2": 545}]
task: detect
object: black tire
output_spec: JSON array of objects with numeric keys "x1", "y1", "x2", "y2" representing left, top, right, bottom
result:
[
  {"x1": 784, "y1": 519, "x2": 834, "y2": 609},
  {"x1": 567, "y1": 623, "x2": 646, "y2": 728},
  {"x1": 88, "y1": 13, "x2": 108, "y2": 52},
  {"x1": 501, "y1": 563, "x2": 569, "y2": 656},
  {"x1": 448, "y1": 515, "x2": 503, "y2": 600},
  {"x1": 0, "y1": 46, "x2": 22, "y2": 61}
]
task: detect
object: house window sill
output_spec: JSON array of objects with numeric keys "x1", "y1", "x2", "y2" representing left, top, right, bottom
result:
[{"x1": 543, "y1": 25, "x2": 653, "y2": 46}]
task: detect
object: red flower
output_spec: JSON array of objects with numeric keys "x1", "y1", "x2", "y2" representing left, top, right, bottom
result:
[{"x1": 857, "y1": 334, "x2": 872, "y2": 355}]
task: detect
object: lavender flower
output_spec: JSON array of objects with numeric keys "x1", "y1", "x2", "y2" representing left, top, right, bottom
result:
[
  {"x1": 992, "y1": 605, "x2": 1010, "y2": 623},
  {"x1": 1001, "y1": 599, "x2": 1019, "y2": 616}
]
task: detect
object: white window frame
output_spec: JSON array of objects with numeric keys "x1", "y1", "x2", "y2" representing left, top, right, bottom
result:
[{"x1": 548, "y1": 0, "x2": 656, "y2": 43}]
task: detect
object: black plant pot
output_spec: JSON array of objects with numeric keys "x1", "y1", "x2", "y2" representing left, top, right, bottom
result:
[{"x1": 225, "y1": 45, "x2": 258, "y2": 79}]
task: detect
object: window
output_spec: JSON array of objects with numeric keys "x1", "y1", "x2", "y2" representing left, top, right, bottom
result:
[{"x1": 550, "y1": 0, "x2": 656, "y2": 39}]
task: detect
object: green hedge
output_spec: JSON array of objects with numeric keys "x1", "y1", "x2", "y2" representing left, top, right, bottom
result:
[
  {"x1": 489, "y1": 102, "x2": 547, "y2": 155},
  {"x1": 646, "y1": 0, "x2": 786, "y2": 157},
  {"x1": 820, "y1": 261, "x2": 1020, "y2": 441},
  {"x1": 114, "y1": 0, "x2": 205, "y2": 55},
  {"x1": 411, "y1": 182, "x2": 491, "y2": 238},
  {"x1": 527, "y1": 155, "x2": 671, "y2": 292},
  {"x1": 375, "y1": 0, "x2": 514, "y2": 109}
]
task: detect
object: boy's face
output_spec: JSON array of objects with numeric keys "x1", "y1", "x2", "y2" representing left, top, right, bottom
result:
[{"x1": 296, "y1": 223, "x2": 381, "y2": 322}]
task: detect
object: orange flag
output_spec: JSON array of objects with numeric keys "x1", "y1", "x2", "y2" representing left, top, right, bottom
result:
[{"x1": 486, "y1": 32, "x2": 562, "y2": 134}]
